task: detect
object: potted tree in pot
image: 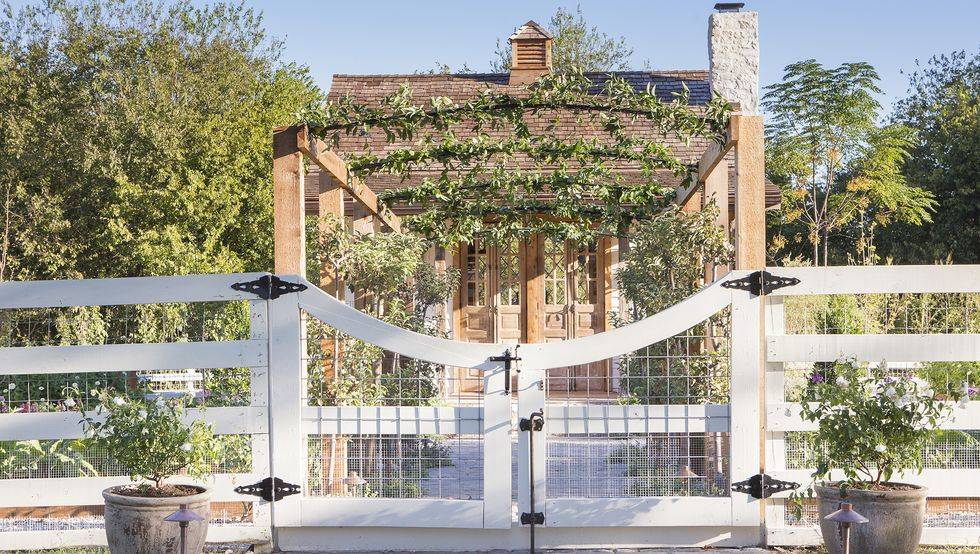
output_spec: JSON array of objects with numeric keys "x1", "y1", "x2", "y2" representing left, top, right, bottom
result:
[
  {"x1": 77, "y1": 388, "x2": 218, "y2": 554},
  {"x1": 795, "y1": 359, "x2": 974, "y2": 554}
]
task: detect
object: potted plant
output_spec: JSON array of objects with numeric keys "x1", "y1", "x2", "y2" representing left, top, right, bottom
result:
[
  {"x1": 76, "y1": 388, "x2": 218, "y2": 554},
  {"x1": 794, "y1": 359, "x2": 974, "y2": 554}
]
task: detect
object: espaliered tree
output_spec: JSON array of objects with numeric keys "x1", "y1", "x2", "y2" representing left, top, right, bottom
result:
[{"x1": 299, "y1": 70, "x2": 732, "y2": 245}]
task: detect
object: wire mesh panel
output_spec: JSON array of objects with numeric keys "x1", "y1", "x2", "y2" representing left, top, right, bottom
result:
[
  {"x1": 299, "y1": 310, "x2": 488, "y2": 512},
  {"x1": 548, "y1": 432, "x2": 730, "y2": 498},
  {"x1": 307, "y1": 434, "x2": 483, "y2": 500},
  {"x1": 545, "y1": 309, "x2": 733, "y2": 505}
]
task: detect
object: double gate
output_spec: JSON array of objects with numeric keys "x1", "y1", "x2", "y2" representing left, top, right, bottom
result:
[{"x1": 1, "y1": 266, "x2": 978, "y2": 550}]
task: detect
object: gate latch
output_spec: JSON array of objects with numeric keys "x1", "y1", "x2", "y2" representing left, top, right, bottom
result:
[
  {"x1": 731, "y1": 473, "x2": 799, "y2": 499},
  {"x1": 520, "y1": 511, "x2": 545, "y2": 525},
  {"x1": 518, "y1": 411, "x2": 544, "y2": 432},
  {"x1": 721, "y1": 270, "x2": 799, "y2": 296},
  {"x1": 489, "y1": 347, "x2": 521, "y2": 394},
  {"x1": 235, "y1": 476, "x2": 301, "y2": 502},
  {"x1": 231, "y1": 274, "x2": 307, "y2": 300}
]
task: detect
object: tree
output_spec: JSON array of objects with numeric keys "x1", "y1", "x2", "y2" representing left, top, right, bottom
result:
[
  {"x1": 491, "y1": 5, "x2": 638, "y2": 73},
  {"x1": 877, "y1": 49, "x2": 980, "y2": 263},
  {"x1": 0, "y1": 0, "x2": 321, "y2": 280},
  {"x1": 763, "y1": 59, "x2": 935, "y2": 266}
]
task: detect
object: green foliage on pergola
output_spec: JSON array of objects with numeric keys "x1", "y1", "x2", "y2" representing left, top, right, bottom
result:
[{"x1": 299, "y1": 70, "x2": 731, "y2": 245}]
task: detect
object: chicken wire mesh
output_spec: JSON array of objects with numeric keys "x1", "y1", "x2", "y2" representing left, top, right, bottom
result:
[
  {"x1": 785, "y1": 497, "x2": 980, "y2": 528},
  {"x1": 0, "y1": 302, "x2": 250, "y2": 347},
  {"x1": 784, "y1": 293, "x2": 980, "y2": 335},
  {"x1": 0, "y1": 435, "x2": 252, "y2": 480},
  {"x1": 0, "y1": 502, "x2": 254, "y2": 532},
  {"x1": 548, "y1": 432, "x2": 730, "y2": 498},
  {"x1": 783, "y1": 430, "x2": 980, "y2": 471},
  {"x1": 307, "y1": 434, "x2": 484, "y2": 500}
]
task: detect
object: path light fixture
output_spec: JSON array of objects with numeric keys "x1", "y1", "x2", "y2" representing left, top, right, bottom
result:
[
  {"x1": 824, "y1": 502, "x2": 868, "y2": 554},
  {"x1": 164, "y1": 505, "x2": 205, "y2": 554}
]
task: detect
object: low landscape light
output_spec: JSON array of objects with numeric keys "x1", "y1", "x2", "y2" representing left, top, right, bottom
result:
[{"x1": 824, "y1": 502, "x2": 868, "y2": 554}]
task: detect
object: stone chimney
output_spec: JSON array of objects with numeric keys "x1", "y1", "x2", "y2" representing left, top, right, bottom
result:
[
  {"x1": 708, "y1": 3, "x2": 760, "y2": 113},
  {"x1": 508, "y1": 20, "x2": 553, "y2": 85}
]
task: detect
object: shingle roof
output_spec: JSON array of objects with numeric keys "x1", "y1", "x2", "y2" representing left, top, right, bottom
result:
[
  {"x1": 510, "y1": 20, "x2": 552, "y2": 41},
  {"x1": 308, "y1": 71, "x2": 778, "y2": 216}
]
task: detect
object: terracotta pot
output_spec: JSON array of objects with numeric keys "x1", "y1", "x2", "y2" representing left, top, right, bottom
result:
[
  {"x1": 103, "y1": 485, "x2": 210, "y2": 554},
  {"x1": 815, "y1": 482, "x2": 926, "y2": 554}
]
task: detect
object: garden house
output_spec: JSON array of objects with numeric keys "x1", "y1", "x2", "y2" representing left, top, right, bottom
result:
[{"x1": 294, "y1": 9, "x2": 778, "y2": 396}]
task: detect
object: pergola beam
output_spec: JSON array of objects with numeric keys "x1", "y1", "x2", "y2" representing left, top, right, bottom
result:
[
  {"x1": 675, "y1": 131, "x2": 736, "y2": 209},
  {"x1": 294, "y1": 126, "x2": 401, "y2": 233}
]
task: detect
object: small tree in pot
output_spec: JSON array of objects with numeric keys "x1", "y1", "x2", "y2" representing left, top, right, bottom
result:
[
  {"x1": 795, "y1": 359, "x2": 974, "y2": 554},
  {"x1": 78, "y1": 388, "x2": 218, "y2": 554}
]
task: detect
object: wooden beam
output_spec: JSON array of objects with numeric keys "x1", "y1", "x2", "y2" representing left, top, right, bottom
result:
[
  {"x1": 731, "y1": 114, "x2": 765, "y2": 270},
  {"x1": 675, "y1": 134, "x2": 735, "y2": 208},
  {"x1": 704, "y1": 160, "x2": 730, "y2": 281},
  {"x1": 273, "y1": 125, "x2": 306, "y2": 275},
  {"x1": 295, "y1": 126, "x2": 401, "y2": 233}
]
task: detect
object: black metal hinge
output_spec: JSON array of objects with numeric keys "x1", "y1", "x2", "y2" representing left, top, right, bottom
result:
[
  {"x1": 235, "y1": 477, "x2": 301, "y2": 502},
  {"x1": 231, "y1": 274, "x2": 307, "y2": 300},
  {"x1": 721, "y1": 270, "x2": 800, "y2": 296},
  {"x1": 520, "y1": 511, "x2": 545, "y2": 525},
  {"x1": 731, "y1": 473, "x2": 799, "y2": 499}
]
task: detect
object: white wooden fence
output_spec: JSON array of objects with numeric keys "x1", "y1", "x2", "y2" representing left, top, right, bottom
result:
[{"x1": 0, "y1": 265, "x2": 977, "y2": 551}]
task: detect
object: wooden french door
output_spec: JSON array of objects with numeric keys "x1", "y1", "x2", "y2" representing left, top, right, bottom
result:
[{"x1": 455, "y1": 236, "x2": 609, "y2": 394}]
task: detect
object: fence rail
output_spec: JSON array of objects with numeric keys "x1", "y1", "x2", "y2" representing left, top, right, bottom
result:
[
  {"x1": 0, "y1": 266, "x2": 977, "y2": 549},
  {"x1": 764, "y1": 265, "x2": 980, "y2": 547},
  {"x1": 0, "y1": 273, "x2": 273, "y2": 549}
]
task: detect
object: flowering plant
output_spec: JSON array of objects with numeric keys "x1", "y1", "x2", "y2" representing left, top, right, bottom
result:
[
  {"x1": 77, "y1": 388, "x2": 217, "y2": 491},
  {"x1": 800, "y1": 359, "x2": 974, "y2": 488}
]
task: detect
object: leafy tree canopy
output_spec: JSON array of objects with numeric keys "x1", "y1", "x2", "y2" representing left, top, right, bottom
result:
[
  {"x1": 300, "y1": 69, "x2": 731, "y2": 245},
  {"x1": 0, "y1": 0, "x2": 321, "y2": 280},
  {"x1": 491, "y1": 5, "x2": 639, "y2": 73},
  {"x1": 763, "y1": 59, "x2": 936, "y2": 266},
  {"x1": 877, "y1": 49, "x2": 980, "y2": 264}
]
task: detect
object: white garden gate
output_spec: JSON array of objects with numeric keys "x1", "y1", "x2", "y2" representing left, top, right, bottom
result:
[{"x1": 0, "y1": 265, "x2": 978, "y2": 551}]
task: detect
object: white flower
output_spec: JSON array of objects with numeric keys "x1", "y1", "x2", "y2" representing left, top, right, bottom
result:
[
  {"x1": 72, "y1": 382, "x2": 78, "y2": 388},
  {"x1": 64, "y1": 398, "x2": 76, "y2": 408},
  {"x1": 94, "y1": 381, "x2": 100, "y2": 386},
  {"x1": 155, "y1": 397, "x2": 166, "y2": 407},
  {"x1": 137, "y1": 410, "x2": 147, "y2": 419},
  {"x1": 875, "y1": 444, "x2": 887, "y2": 453},
  {"x1": 90, "y1": 389, "x2": 98, "y2": 396},
  {"x1": 885, "y1": 386, "x2": 897, "y2": 398},
  {"x1": 836, "y1": 376, "x2": 848, "y2": 387},
  {"x1": 7, "y1": 383, "x2": 14, "y2": 390},
  {"x1": 38, "y1": 386, "x2": 44, "y2": 391},
  {"x1": 112, "y1": 396, "x2": 125, "y2": 406},
  {"x1": 180, "y1": 443, "x2": 192, "y2": 452}
]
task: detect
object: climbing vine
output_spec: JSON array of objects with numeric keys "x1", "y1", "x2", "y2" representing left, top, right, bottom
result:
[{"x1": 299, "y1": 69, "x2": 731, "y2": 244}]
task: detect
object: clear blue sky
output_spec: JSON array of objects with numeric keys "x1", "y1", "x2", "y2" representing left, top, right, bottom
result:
[
  {"x1": 245, "y1": 0, "x2": 978, "y2": 113},
  {"x1": 8, "y1": 1, "x2": 978, "y2": 111}
]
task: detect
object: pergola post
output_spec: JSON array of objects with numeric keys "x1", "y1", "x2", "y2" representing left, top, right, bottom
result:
[
  {"x1": 731, "y1": 114, "x2": 766, "y2": 270},
  {"x1": 273, "y1": 126, "x2": 306, "y2": 276}
]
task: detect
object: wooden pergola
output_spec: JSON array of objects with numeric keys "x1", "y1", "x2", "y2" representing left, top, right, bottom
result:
[{"x1": 271, "y1": 113, "x2": 767, "y2": 278}]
